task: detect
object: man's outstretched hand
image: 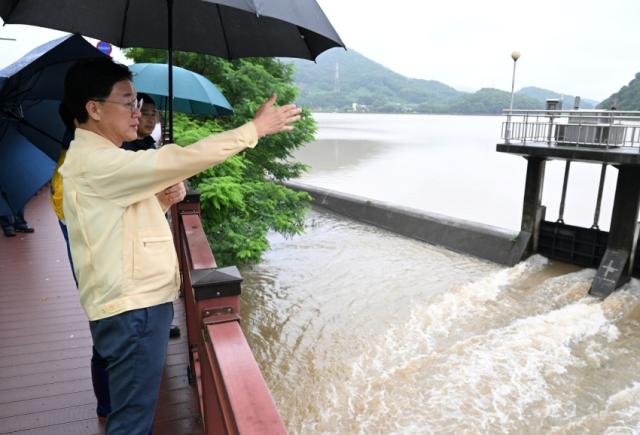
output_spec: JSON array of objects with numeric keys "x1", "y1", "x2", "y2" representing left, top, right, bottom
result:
[{"x1": 252, "y1": 94, "x2": 302, "y2": 138}]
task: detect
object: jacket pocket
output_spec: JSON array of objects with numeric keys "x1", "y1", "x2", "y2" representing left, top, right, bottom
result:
[{"x1": 132, "y1": 234, "x2": 176, "y2": 282}]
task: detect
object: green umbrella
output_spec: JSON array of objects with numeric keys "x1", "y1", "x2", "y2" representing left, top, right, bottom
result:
[{"x1": 129, "y1": 63, "x2": 233, "y2": 116}]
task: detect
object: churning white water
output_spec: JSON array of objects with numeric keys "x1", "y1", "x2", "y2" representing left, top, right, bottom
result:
[{"x1": 240, "y1": 210, "x2": 640, "y2": 434}]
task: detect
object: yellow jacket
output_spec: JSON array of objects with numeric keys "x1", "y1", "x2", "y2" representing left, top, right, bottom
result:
[
  {"x1": 59, "y1": 123, "x2": 257, "y2": 320},
  {"x1": 50, "y1": 150, "x2": 66, "y2": 221}
]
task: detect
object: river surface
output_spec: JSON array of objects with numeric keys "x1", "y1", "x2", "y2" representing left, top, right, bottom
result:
[
  {"x1": 239, "y1": 113, "x2": 640, "y2": 434},
  {"x1": 292, "y1": 113, "x2": 619, "y2": 232}
]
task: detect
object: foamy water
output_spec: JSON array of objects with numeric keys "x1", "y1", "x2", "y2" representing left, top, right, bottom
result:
[{"x1": 240, "y1": 210, "x2": 640, "y2": 434}]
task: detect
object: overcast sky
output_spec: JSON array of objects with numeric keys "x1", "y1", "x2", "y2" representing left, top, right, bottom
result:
[
  {"x1": 316, "y1": 0, "x2": 640, "y2": 101},
  {"x1": 1, "y1": 0, "x2": 638, "y2": 101}
]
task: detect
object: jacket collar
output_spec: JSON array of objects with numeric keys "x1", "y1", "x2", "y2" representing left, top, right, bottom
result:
[{"x1": 73, "y1": 128, "x2": 121, "y2": 149}]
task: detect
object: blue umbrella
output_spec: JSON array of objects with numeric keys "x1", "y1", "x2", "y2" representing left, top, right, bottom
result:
[
  {"x1": 0, "y1": 128, "x2": 55, "y2": 213},
  {"x1": 0, "y1": 34, "x2": 106, "y2": 213},
  {"x1": 129, "y1": 63, "x2": 233, "y2": 116},
  {"x1": 0, "y1": 33, "x2": 107, "y2": 160}
]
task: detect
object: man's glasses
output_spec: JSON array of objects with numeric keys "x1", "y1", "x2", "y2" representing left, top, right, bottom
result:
[{"x1": 93, "y1": 97, "x2": 144, "y2": 114}]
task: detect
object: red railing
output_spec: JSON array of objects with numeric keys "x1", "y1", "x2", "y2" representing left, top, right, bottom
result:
[{"x1": 172, "y1": 193, "x2": 287, "y2": 435}]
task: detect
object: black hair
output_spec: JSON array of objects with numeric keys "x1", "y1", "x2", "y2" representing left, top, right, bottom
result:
[
  {"x1": 62, "y1": 57, "x2": 132, "y2": 124},
  {"x1": 137, "y1": 92, "x2": 156, "y2": 107},
  {"x1": 58, "y1": 102, "x2": 75, "y2": 131}
]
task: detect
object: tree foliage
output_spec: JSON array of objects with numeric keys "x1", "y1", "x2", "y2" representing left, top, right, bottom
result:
[
  {"x1": 447, "y1": 88, "x2": 543, "y2": 114},
  {"x1": 598, "y1": 73, "x2": 640, "y2": 111},
  {"x1": 291, "y1": 48, "x2": 459, "y2": 113},
  {"x1": 125, "y1": 48, "x2": 312, "y2": 265}
]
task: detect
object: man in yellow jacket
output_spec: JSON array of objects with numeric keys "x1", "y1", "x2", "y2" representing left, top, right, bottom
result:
[
  {"x1": 59, "y1": 57, "x2": 300, "y2": 434},
  {"x1": 51, "y1": 119, "x2": 185, "y2": 421}
]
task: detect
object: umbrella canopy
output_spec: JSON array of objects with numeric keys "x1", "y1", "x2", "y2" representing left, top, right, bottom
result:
[
  {"x1": 0, "y1": 127, "x2": 55, "y2": 214},
  {"x1": 0, "y1": 33, "x2": 107, "y2": 160},
  {"x1": 0, "y1": 0, "x2": 345, "y2": 141},
  {"x1": 130, "y1": 63, "x2": 233, "y2": 116},
  {"x1": 0, "y1": 1, "x2": 344, "y2": 60},
  {"x1": 0, "y1": 34, "x2": 106, "y2": 213}
]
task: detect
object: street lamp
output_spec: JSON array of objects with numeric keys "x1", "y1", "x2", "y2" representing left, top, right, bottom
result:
[
  {"x1": 509, "y1": 50, "x2": 521, "y2": 112},
  {"x1": 505, "y1": 50, "x2": 520, "y2": 143}
]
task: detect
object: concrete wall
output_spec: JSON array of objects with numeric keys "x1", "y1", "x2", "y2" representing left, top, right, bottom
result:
[{"x1": 285, "y1": 181, "x2": 530, "y2": 266}]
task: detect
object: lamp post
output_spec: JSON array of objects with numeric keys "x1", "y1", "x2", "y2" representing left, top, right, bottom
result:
[{"x1": 505, "y1": 50, "x2": 520, "y2": 143}]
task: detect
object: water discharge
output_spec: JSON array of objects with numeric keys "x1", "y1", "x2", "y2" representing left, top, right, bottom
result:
[{"x1": 240, "y1": 210, "x2": 640, "y2": 434}]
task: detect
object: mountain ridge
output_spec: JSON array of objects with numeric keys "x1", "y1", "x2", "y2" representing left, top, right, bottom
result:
[
  {"x1": 597, "y1": 73, "x2": 640, "y2": 110},
  {"x1": 288, "y1": 49, "x2": 599, "y2": 114}
]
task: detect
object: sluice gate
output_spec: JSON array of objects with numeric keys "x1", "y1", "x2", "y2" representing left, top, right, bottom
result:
[
  {"x1": 538, "y1": 221, "x2": 640, "y2": 278},
  {"x1": 498, "y1": 106, "x2": 640, "y2": 298}
]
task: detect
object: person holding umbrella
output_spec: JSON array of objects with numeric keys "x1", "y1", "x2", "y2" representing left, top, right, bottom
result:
[
  {"x1": 121, "y1": 92, "x2": 187, "y2": 222},
  {"x1": 59, "y1": 56, "x2": 301, "y2": 434},
  {"x1": 122, "y1": 91, "x2": 185, "y2": 343},
  {"x1": 122, "y1": 92, "x2": 159, "y2": 152}
]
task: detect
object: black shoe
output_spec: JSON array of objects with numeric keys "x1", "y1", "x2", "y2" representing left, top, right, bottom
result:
[
  {"x1": 2, "y1": 226, "x2": 16, "y2": 237},
  {"x1": 14, "y1": 224, "x2": 34, "y2": 233},
  {"x1": 169, "y1": 324, "x2": 181, "y2": 339}
]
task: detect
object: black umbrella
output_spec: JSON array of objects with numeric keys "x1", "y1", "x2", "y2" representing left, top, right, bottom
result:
[
  {"x1": 0, "y1": 34, "x2": 107, "y2": 159},
  {"x1": 0, "y1": 34, "x2": 106, "y2": 213},
  {"x1": 0, "y1": 0, "x2": 345, "y2": 141}
]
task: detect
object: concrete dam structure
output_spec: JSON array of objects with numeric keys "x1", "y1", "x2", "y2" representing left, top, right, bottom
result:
[{"x1": 287, "y1": 107, "x2": 640, "y2": 299}]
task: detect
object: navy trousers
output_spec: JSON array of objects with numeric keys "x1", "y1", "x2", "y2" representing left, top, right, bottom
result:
[{"x1": 89, "y1": 303, "x2": 173, "y2": 435}]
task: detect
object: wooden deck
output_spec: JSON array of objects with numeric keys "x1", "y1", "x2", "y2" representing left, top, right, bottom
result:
[{"x1": 0, "y1": 190, "x2": 202, "y2": 434}]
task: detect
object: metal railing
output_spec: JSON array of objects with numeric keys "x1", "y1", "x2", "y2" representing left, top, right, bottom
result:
[
  {"x1": 173, "y1": 193, "x2": 287, "y2": 435},
  {"x1": 501, "y1": 109, "x2": 640, "y2": 150}
]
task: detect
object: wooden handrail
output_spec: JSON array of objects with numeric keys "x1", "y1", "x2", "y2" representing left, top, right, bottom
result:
[
  {"x1": 175, "y1": 193, "x2": 287, "y2": 434},
  {"x1": 204, "y1": 321, "x2": 286, "y2": 435}
]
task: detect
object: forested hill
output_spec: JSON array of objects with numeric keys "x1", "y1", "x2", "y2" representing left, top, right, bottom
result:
[
  {"x1": 287, "y1": 49, "x2": 598, "y2": 114},
  {"x1": 518, "y1": 87, "x2": 598, "y2": 110},
  {"x1": 288, "y1": 48, "x2": 459, "y2": 113},
  {"x1": 598, "y1": 73, "x2": 640, "y2": 110}
]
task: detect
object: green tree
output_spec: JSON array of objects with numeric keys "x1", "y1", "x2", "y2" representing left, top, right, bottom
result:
[
  {"x1": 598, "y1": 73, "x2": 640, "y2": 110},
  {"x1": 125, "y1": 49, "x2": 312, "y2": 265}
]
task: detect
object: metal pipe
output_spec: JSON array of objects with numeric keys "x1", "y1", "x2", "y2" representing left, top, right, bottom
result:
[
  {"x1": 509, "y1": 53, "x2": 519, "y2": 112},
  {"x1": 547, "y1": 116, "x2": 554, "y2": 145},
  {"x1": 591, "y1": 164, "x2": 607, "y2": 229},
  {"x1": 505, "y1": 51, "x2": 520, "y2": 143},
  {"x1": 630, "y1": 220, "x2": 640, "y2": 276},
  {"x1": 167, "y1": 0, "x2": 174, "y2": 144},
  {"x1": 607, "y1": 112, "x2": 614, "y2": 150},
  {"x1": 577, "y1": 120, "x2": 582, "y2": 147},
  {"x1": 557, "y1": 160, "x2": 571, "y2": 223}
]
